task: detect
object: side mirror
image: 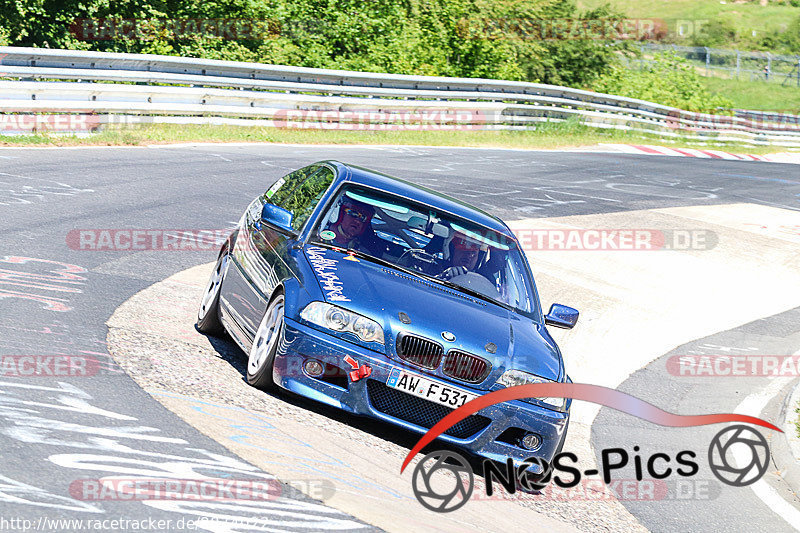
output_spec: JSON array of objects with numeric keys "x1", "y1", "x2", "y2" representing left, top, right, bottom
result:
[
  {"x1": 259, "y1": 203, "x2": 294, "y2": 234},
  {"x1": 545, "y1": 304, "x2": 579, "y2": 330}
]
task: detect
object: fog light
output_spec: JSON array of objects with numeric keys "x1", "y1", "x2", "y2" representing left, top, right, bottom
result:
[
  {"x1": 521, "y1": 433, "x2": 542, "y2": 451},
  {"x1": 304, "y1": 359, "x2": 324, "y2": 377}
]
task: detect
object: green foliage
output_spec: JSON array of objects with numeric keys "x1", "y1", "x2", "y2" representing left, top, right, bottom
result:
[
  {"x1": 0, "y1": 0, "x2": 625, "y2": 86},
  {"x1": 759, "y1": 14, "x2": 800, "y2": 53},
  {"x1": 526, "y1": 3, "x2": 629, "y2": 86},
  {"x1": 592, "y1": 52, "x2": 734, "y2": 113},
  {"x1": 700, "y1": 75, "x2": 800, "y2": 113},
  {"x1": 4, "y1": 0, "x2": 747, "y2": 113},
  {"x1": 578, "y1": 0, "x2": 800, "y2": 53},
  {"x1": 691, "y1": 19, "x2": 737, "y2": 48}
]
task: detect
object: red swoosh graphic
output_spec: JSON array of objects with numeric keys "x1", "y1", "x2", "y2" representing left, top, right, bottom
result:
[{"x1": 400, "y1": 383, "x2": 781, "y2": 473}]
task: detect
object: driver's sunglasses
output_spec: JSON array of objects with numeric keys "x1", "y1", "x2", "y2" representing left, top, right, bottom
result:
[
  {"x1": 343, "y1": 207, "x2": 369, "y2": 222},
  {"x1": 454, "y1": 239, "x2": 481, "y2": 251}
]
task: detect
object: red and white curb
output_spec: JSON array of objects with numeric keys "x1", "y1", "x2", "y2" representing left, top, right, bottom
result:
[{"x1": 599, "y1": 144, "x2": 800, "y2": 164}]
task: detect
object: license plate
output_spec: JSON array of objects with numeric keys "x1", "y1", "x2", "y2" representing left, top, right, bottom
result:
[{"x1": 386, "y1": 368, "x2": 478, "y2": 409}]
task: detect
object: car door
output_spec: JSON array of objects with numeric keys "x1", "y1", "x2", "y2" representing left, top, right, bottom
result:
[{"x1": 229, "y1": 164, "x2": 336, "y2": 339}]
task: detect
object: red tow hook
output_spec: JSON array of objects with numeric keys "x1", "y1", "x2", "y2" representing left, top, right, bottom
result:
[{"x1": 343, "y1": 355, "x2": 372, "y2": 381}]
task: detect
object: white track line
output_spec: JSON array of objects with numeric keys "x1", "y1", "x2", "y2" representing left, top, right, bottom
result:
[{"x1": 734, "y1": 374, "x2": 800, "y2": 531}]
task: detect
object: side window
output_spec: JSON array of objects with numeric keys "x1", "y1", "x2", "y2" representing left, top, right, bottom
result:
[
  {"x1": 285, "y1": 166, "x2": 335, "y2": 230},
  {"x1": 263, "y1": 165, "x2": 335, "y2": 231},
  {"x1": 264, "y1": 165, "x2": 318, "y2": 207}
]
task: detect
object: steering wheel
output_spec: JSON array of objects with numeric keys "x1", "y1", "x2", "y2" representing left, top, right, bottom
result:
[
  {"x1": 448, "y1": 271, "x2": 502, "y2": 299},
  {"x1": 398, "y1": 248, "x2": 440, "y2": 274}
]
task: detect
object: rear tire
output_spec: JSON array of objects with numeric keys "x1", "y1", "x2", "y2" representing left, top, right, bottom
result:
[
  {"x1": 196, "y1": 252, "x2": 229, "y2": 336},
  {"x1": 247, "y1": 292, "x2": 285, "y2": 390}
]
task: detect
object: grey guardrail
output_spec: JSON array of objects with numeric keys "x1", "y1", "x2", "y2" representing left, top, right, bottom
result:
[
  {"x1": 1, "y1": 46, "x2": 799, "y2": 145},
  {"x1": 734, "y1": 109, "x2": 800, "y2": 125},
  {"x1": 0, "y1": 46, "x2": 642, "y2": 102}
]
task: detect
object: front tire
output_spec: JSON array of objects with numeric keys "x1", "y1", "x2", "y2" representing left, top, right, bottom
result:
[
  {"x1": 196, "y1": 252, "x2": 229, "y2": 336},
  {"x1": 247, "y1": 292, "x2": 285, "y2": 390}
]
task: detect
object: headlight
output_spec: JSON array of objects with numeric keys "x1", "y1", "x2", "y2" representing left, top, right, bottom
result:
[
  {"x1": 497, "y1": 370, "x2": 566, "y2": 411},
  {"x1": 300, "y1": 302, "x2": 384, "y2": 344}
]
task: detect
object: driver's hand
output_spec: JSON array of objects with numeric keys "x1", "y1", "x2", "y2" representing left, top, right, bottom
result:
[{"x1": 437, "y1": 266, "x2": 468, "y2": 280}]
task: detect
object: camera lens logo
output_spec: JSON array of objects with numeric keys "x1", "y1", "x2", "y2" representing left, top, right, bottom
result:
[
  {"x1": 411, "y1": 451, "x2": 474, "y2": 513},
  {"x1": 516, "y1": 456, "x2": 552, "y2": 492},
  {"x1": 708, "y1": 425, "x2": 769, "y2": 487}
]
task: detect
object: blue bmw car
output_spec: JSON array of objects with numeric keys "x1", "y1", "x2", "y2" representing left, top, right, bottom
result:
[{"x1": 196, "y1": 161, "x2": 578, "y2": 471}]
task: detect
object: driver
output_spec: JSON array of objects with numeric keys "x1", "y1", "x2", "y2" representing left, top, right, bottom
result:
[
  {"x1": 437, "y1": 231, "x2": 486, "y2": 280},
  {"x1": 324, "y1": 196, "x2": 380, "y2": 255}
]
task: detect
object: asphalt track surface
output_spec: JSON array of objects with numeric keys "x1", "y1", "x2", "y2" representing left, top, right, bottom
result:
[{"x1": 0, "y1": 143, "x2": 799, "y2": 531}]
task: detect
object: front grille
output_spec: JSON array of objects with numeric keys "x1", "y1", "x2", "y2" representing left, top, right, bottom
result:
[
  {"x1": 396, "y1": 333, "x2": 443, "y2": 369},
  {"x1": 367, "y1": 380, "x2": 491, "y2": 439},
  {"x1": 442, "y1": 350, "x2": 491, "y2": 383}
]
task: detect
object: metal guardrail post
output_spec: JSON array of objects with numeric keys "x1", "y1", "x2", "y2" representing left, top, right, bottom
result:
[
  {"x1": 736, "y1": 50, "x2": 740, "y2": 80},
  {"x1": 705, "y1": 47, "x2": 710, "y2": 76},
  {"x1": 640, "y1": 44, "x2": 645, "y2": 71},
  {"x1": 767, "y1": 52, "x2": 772, "y2": 82}
]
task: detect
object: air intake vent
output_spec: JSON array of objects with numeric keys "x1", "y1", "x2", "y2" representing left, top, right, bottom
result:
[
  {"x1": 396, "y1": 333, "x2": 443, "y2": 369},
  {"x1": 367, "y1": 380, "x2": 491, "y2": 439},
  {"x1": 443, "y1": 350, "x2": 491, "y2": 383}
]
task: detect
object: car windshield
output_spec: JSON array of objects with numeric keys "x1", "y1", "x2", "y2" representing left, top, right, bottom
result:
[{"x1": 310, "y1": 185, "x2": 539, "y2": 316}]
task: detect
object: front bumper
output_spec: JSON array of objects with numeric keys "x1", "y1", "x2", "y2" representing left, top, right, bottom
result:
[{"x1": 274, "y1": 317, "x2": 569, "y2": 470}]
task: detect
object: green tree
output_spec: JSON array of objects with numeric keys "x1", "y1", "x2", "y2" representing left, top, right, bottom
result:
[
  {"x1": 593, "y1": 52, "x2": 733, "y2": 113},
  {"x1": 0, "y1": 0, "x2": 629, "y2": 87}
]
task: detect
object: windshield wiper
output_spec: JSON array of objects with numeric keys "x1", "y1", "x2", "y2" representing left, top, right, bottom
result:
[
  {"x1": 306, "y1": 241, "x2": 409, "y2": 273},
  {"x1": 401, "y1": 265, "x2": 513, "y2": 311},
  {"x1": 436, "y1": 278, "x2": 514, "y2": 311},
  {"x1": 346, "y1": 248, "x2": 410, "y2": 272}
]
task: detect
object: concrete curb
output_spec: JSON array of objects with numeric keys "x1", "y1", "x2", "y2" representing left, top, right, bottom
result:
[
  {"x1": 599, "y1": 143, "x2": 800, "y2": 164},
  {"x1": 772, "y1": 378, "x2": 800, "y2": 496},
  {"x1": 784, "y1": 379, "x2": 800, "y2": 461}
]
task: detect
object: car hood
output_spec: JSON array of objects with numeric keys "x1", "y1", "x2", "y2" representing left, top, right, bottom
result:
[{"x1": 302, "y1": 246, "x2": 562, "y2": 388}]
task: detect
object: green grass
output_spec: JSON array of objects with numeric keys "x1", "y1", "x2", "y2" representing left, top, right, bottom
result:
[
  {"x1": 796, "y1": 402, "x2": 800, "y2": 438},
  {"x1": 700, "y1": 76, "x2": 800, "y2": 112},
  {"x1": 577, "y1": 0, "x2": 800, "y2": 41},
  {"x1": 0, "y1": 122, "x2": 795, "y2": 154}
]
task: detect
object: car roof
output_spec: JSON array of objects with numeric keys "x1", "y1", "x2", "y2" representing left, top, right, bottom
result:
[{"x1": 324, "y1": 161, "x2": 514, "y2": 238}]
